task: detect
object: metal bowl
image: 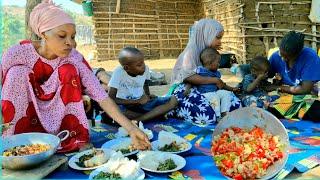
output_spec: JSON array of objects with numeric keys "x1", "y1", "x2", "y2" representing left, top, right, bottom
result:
[
  {"x1": 212, "y1": 107, "x2": 289, "y2": 180},
  {"x1": 1, "y1": 131, "x2": 68, "y2": 170}
]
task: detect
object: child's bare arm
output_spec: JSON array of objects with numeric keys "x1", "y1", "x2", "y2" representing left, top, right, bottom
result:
[
  {"x1": 245, "y1": 74, "x2": 266, "y2": 92},
  {"x1": 223, "y1": 84, "x2": 240, "y2": 93},
  {"x1": 144, "y1": 80, "x2": 151, "y2": 96},
  {"x1": 108, "y1": 87, "x2": 144, "y2": 105}
]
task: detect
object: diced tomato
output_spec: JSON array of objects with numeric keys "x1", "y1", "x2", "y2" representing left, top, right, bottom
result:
[
  {"x1": 247, "y1": 153, "x2": 255, "y2": 160},
  {"x1": 232, "y1": 127, "x2": 242, "y2": 133},
  {"x1": 269, "y1": 138, "x2": 276, "y2": 151},
  {"x1": 250, "y1": 127, "x2": 264, "y2": 138},
  {"x1": 234, "y1": 174, "x2": 243, "y2": 180},
  {"x1": 211, "y1": 143, "x2": 219, "y2": 153},
  {"x1": 254, "y1": 164, "x2": 259, "y2": 173},
  {"x1": 257, "y1": 149, "x2": 265, "y2": 158},
  {"x1": 217, "y1": 145, "x2": 228, "y2": 154},
  {"x1": 217, "y1": 138, "x2": 226, "y2": 145},
  {"x1": 222, "y1": 159, "x2": 233, "y2": 168},
  {"x1": 276, "y1": 151, "x2": 283, "y2": 159},
  {"x1": 262, "y1": 162, "x2": 269, "y2": 170},
  {"x1": 236, "y1": 146, "x2": 244, "y2": 155},
  {"x1": 221, "y1": 133, "x2": 229, "y2": 139}
]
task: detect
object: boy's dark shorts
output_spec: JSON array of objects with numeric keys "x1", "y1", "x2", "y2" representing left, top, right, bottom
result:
[{"x1": 119, "y1": 96, "x2": 171, "y2": 113}]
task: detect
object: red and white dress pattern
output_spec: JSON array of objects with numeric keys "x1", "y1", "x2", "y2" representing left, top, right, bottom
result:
[{"x1": 1, "y1": 40, "x2": 107, "y2": 152}]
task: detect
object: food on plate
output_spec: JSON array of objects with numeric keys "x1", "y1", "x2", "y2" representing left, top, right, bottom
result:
[
  {"x1": 114, "y1": 144, "x2": 135, "y2": 155},
  {"x1": 93, "y1": 172, "x2": 121, "y2": 180},
  {"x1": 102, "y1": 138, "x2": 138, "y2": 156},
  {"x1": 157, "y1": 159, "x2": 177, "y2": 171},
  {"x1": 3, "y1": 144, "x2": 51, "y2": 156},
  {"x1": 76, "y1": 149, "x2": 108, "y2": 168},
  {"x1": 138, "y1": 151, "x2": 185, "y2": 173},
  {"x1": 211, "y1": 126, "x2": 285, "y2": 179},
  {"x1": 157, "y1": 131, "x2": 189, "y2": 152},
  {"x1": 116, "y1": 121, "x2": 153, "y2": 139},
  {"x1": 119, "y1": 147, "x2": 132, "y2": 154},
  {"x1": 159, "y1": 141, "x2": 180, "y2": 152},
  {"x1": 92, "y1": 152, "x2": 140, "y2": 180},
  {"x1": 158, "y1": 141, "x2": 189, "y2": 152}
]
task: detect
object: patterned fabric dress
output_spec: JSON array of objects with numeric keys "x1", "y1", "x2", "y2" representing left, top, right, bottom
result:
[
  {"x1": 167, "y1": 84, "x2": 242, "y2": 126},
  {"x1": 238, "y1": 74, "x2": 273, "y2": 109},
  {"x1": 1, "y1": 41, "x2": 107, "y2": 152}
]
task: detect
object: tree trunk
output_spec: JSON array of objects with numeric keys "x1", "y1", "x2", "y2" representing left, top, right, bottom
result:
[{"x1": 25, "y1": 0, "x2": 42, "y2": 40}]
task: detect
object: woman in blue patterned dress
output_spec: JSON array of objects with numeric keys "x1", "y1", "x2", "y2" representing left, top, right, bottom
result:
[{"x1": 169, "y1": 19, "x2": 241, "y2": 126}]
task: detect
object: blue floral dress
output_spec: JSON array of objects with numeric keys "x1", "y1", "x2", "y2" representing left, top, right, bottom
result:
[
  {"x1": 167, "y1": 84, "x2": 242, "y2": 126},
  {"x1": 238, "y1": 74, "x2": 274, "y2": 109}
]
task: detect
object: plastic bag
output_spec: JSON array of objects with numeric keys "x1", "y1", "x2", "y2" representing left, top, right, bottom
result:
[{"x1": 309, "y1": 0, "x2": 320, "y2": 23}]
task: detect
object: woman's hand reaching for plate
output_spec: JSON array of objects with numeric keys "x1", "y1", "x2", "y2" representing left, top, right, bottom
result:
[{"x1": 128, "y1": 126, "x2": 151, "y2": 150}]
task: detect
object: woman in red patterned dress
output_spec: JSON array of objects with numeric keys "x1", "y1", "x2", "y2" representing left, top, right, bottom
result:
[{"x1": 1, "y1": 0, "x2": 150, "y2": 152}]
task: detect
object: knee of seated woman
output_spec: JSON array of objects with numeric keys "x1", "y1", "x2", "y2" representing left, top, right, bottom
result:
[{"x1": 217, "y1": 89, "x2": 233, "y2": 95}]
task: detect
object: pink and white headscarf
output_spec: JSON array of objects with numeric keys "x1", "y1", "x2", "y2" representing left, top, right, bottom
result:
[
  {"x1": 29, "y1": 0, "x2": 75, "y2": 38},
  {"x1": 171, "y1": 18, "x2": 224, "y2": 84}
]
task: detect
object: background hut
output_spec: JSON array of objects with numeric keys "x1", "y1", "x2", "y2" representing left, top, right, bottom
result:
[
  {"x1": 82, "y1": 0, "x2": 319, "y2": 63},
  {"x1": 91, "y1": 0, "x2": 202, "y2": 61},
  {"x1": 203, "y1": 0, "x2": 320, "y2": 63}
]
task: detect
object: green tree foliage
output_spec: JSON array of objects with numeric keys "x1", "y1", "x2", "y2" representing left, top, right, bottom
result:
[
  {"x1": 1, "y1": 5, "x2": 92, "y2": 53},
  {"x1": 66, "y1": 10, "x2": 93, "y2": 26},
  {"x1": 2, "y1": 11, "x2": 26, "y2": 52}
]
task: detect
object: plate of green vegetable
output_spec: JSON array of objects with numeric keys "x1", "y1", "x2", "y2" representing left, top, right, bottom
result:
[
  {"x1": 68, "y1": 148, "x2": 116, "y2": 171},
  {"x1": 151, "y1": 140, "x2": 192, "y2": 154},
  {"x1": 101, "y1": 137, "x2": 138, "y2": 156},
  {"x1": 138, "y1": 151, "x2": 186, "y2": 173}
]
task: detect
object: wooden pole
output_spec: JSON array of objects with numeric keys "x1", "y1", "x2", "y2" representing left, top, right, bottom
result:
[
  {"x1": 107, "y1": 1, "x2": 112, "y2": 61},
  {"x1": 116, "y1": 0, "x2": 121, "y2": 13},
  {"x1": 240, "y1": 6, "x2": 246, "y2": 63},
  {"x1": 269, "y1": 4, "x2": 277, "y2": 47},
  {"x1": 155, "y1": 2, "x2": 164, "y2": 58},
  {"x1": 311, "y1": 24, "x2": 317, "y2": 50},
  {"x1": 174, "y1": 2, "x2": 183, "y2": 50}
]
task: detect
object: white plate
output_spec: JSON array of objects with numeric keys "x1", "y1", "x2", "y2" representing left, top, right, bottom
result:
[
  {"x1": 101, "y1": 137, "x2": 139, "y2": 156},
  {"x1": 151, "y1": 140, "x2": 192, "y2": 154},
  {"x1": 68, "y1": 148, "x2": 116, "y2": 171},
  {"x1": 89, "y1": 167, "x2": 145, "y2": 180},
  {"x1": 139, "y1": 152, "x2": 186, "y2": 173}
]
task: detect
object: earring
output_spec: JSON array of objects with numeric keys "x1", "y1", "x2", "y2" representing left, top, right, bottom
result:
[{"x1": 41, "y1": 39, "x2": 46, "y2": 47}]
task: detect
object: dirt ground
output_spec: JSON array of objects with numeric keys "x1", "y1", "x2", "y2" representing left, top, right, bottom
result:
[{"x1": 89, "y1": 59, "x2": 242, "y2": 96}]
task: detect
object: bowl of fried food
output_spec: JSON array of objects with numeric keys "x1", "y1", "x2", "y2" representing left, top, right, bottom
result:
[
  {"x1": 1, "y1": 131, "x2": 68, "y2": 170},
  {"x1": 211, "y1": 107, "x2": 289, "y2": 179}
]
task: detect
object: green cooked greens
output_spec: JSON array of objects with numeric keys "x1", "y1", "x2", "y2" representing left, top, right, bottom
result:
[
  {"x1": 159, "y1": 142, "x2": 180, "y2": 152},
  {"x1": 76, "y1": 153, "x2": 95, "y2": 167},
  {"x1": 93, "y1": 171, "x2": 121, "y2": 179},
  {"x1": 157, "y1": 159, "x2": 177, "y2": 171},
  {"x1": 119, "y1": 148, "x2": 131, "y2": 154}
]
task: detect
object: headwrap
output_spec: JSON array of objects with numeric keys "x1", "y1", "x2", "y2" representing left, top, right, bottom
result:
[
  {"x1": 29, "y1": 0, "x2": 75, "y2": 38},
  {"x1": 171, "y1": 18, "x2": 224, "y2": 84}
]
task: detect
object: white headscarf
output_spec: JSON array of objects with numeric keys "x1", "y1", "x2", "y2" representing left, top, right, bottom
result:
[{"x1": 171, "y1": 18, "x2": 224, "y2": 84}]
